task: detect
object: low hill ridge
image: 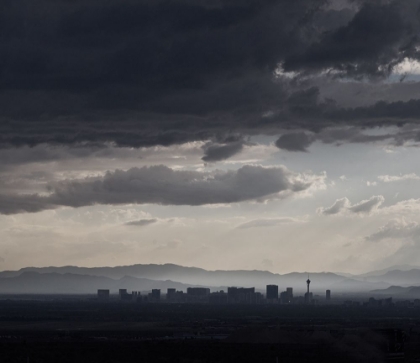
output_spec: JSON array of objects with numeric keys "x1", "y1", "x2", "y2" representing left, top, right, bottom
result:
[
  {"x1": 0, "y1": 263, "x2": 389, "y2": 292},
  {"x1": 0, "y1": 271, "x2": 197, "y2": 294}
]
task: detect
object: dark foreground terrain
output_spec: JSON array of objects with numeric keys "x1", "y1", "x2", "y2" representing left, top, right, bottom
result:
[{"x1": 0, "y1": 298, "x2": 419, "y2": 362}]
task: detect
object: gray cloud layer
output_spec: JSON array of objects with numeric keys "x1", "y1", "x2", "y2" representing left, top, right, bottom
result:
[
  {"x1": 318, "y1": 195, "x2": 385, "y2": 215},
  {"x1": 236, "y1": 217, "x2": 301, "y2": 229},
  {"x1": 378, "y1": 174, "x2": 420, "y2": 183},
  {"x1": 2, "y1": 0, "x2": 420, "y2": 149},
  {"x1": 366, "y1": 219, "x2": 419, "y2": 242},
  {"x1": 275, "y1": 132, "x2": 313, "y2": 152},
  {"x1": 0, "y1": 165, "x2": 320, "y2": 214},
  {"x1": 202, "y1": 141, "x2": 245, "y2": 162},
  {"x1": 283, "y1": 1, "x2": 420, "y2": 78},
  {"x1": 125, "y1": 219, "x2": 158, "y2": 227}
]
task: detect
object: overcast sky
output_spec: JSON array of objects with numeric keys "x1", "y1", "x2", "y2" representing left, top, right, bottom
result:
[{"x1": 2, "y1": 0, "x2": 420, "y2": 273}]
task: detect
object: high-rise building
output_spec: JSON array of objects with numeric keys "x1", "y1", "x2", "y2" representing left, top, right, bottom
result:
[
  {"x1": 151, "y1": 289, "x2": 161, "y2": 300},
  {"x1": 209, "y1": 291, "x2": 228, "y2": 304},
  {"x1": 227, "y1": 287, "x2": 256, "y2": 304},
  {"x1": 280, "y1": 288, "x2": 293, "y2": 304},
  {"x1": 187, "y1": 287, "x2": 210, "y2": 296},
  {"x1": 167, "y1": 288, "x2": 176, "y2": 300},
  {"x1": 136, "y1": 293, "x2": 143, "y2": 303},
  {"x1": 187, "y1": 287, "x2": 211, "y2": 303},
  {"x1": 326, "y1": 290, "x2": 331, "y2": 300},
  {"x1": 97, "y1": 289, "x2": 110, "y2": 300},
  {"x1": 280, "y1": 291, "x2": 288, "y2": 304},
  {"x1": 119, "y1": 288, "x2": 133, "y2": 300},
  {"x1": 266, "y1": 285, "x2": 279, "y2": 300}
]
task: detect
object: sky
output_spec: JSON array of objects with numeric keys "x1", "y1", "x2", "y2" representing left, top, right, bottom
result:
[{"x1": 2, "y1": 0, "x2": 420, "y2": 274}]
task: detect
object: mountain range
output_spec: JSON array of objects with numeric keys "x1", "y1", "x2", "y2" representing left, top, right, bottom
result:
[
  {"x1": 370, "y1": 285, "x2": 420, "y2": 298},
  {"x1": 0, "y1": 271, "x2": 195, "y2": 294},
  {"x1": 0, "y1": 264, "x2": 349, "y2": 290},
  {"x1": 0, "y1": 263, "x2": 415, "y2": 295},
  {"x1": 357, "y1": 269, "x2": 420, "y2": 286}
]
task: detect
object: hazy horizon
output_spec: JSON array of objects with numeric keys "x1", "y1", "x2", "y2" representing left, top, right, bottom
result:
[{"x1": 2, "y1": 260, "x2": 420, "y2": 276}]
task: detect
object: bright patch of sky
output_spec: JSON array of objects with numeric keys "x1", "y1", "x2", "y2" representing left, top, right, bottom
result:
[{"x1": 1, "y1": 139, "x2": 420, "y2": 274}]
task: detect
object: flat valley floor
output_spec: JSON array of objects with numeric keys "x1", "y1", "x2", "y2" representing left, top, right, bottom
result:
[{"x1": 0, "y1": 298, "x2": 418, "y2": 362}]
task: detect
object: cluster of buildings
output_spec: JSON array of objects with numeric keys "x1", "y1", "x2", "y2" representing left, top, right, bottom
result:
[
  {"x1": 265, "y1": 278, "x2": 331, "y2": 305},
  {"x1": 97, "y1": 277, "x2": 333, "y2": 304}
]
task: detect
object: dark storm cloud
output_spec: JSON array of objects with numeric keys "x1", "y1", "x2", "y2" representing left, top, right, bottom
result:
[
  {"x1": 283, "y1": 0, "x2": 420, "y2": 78},
  {"x1": 0, "y1": 0, "x2": 320, "y2": 147},
  {"x1": 275, "y1": 132, "x2": 313, "y2": 152},
  {"x1": 0, "y1": 193, "x2": 55, "y2": 215},
  {"x1": 0, "y1": 165, "x2": 321, "y2": 214},
  {"x1": 202, "y1": 141, "x2": 245, "y2": 162},
  {"x1": 1, "y1": 0, "x2": 420, "y2": 149}
]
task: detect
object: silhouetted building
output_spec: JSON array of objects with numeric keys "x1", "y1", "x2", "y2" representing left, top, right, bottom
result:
[
  {"x1": 187, "y1": 287, "x2": 210, "y2": 296},
  {"x1": 146, "y1": 289, "x2": 161, "y2": 302},
  {"x1": 280, "y1": 291, "x2": 288, "y2": 304},
  {"x1": 121, "y1": 293, "x2": 133, "y2": 301},
  {"x1": 266, "y1": 285, "x2": 278, "y2": 300},
  {"x1": 151, "y1": 289, "x2": 161, "y2": 300},
  {"x1": 119, "y1": 288, "x2": 133, "y2": 301},
  {"x1": 383, "y1": 297, "x2": 393, "y2": 306},
  {"x1": 227, "y1": 287, "x2": 257, "y2": 304},
  {"x1": 280, "y1": 288, "x2": 293, "y2": 304},
  {"x1": 296, "y1": 296, "x2": 305, "y2": 304},
  {"x1": 367, "y1": 297, "x2": 382, "y2": 307},
  {"x1": 395, "y1": 300, "x2": 411, "y2": 308},
  {"x1": 209, "y1": 291, "x2": 228, "y2": 304},
  {"x1": 365, "y1": 297, "x2": 393, "y2": 307},
  {"x1": 97, "y1": 289, "x2": 110, "y2": 300},
  {"x1": 167, "y1": 288, "x2": 176, "y2": 300},
  {"x1": 172, "y1": 290, "x2": 185, "y2": 303},
  {"x1": 135, "y1": 293, "x2": 143, "y2": 303},
  {"x1": 186, "y1": 287, "x2": 211, "y2": 303},
  {"x1": 254, "y1": 292, "x2": 263, "y2": 304}
]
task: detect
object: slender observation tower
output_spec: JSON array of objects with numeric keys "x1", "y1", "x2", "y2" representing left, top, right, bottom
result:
[{"x1": 306, "y1": 275, "x2": 311, "y2": 295}]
